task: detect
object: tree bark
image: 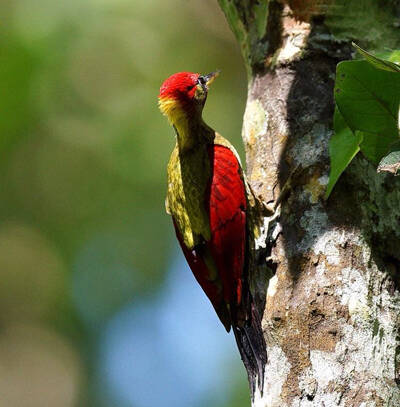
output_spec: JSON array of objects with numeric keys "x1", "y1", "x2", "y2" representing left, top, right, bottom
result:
[{"x1": 218, "y1": 1, "x2": 400, "y2": 405}]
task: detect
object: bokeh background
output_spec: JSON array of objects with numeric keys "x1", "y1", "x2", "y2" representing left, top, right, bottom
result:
[{"x1": 0, "y1": 0, "x2": 249, "y2": 406}]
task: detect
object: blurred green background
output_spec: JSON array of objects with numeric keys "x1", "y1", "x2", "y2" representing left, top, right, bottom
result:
[{"x1": 0, "y1": 0, "x2": 249, "y2": 405}]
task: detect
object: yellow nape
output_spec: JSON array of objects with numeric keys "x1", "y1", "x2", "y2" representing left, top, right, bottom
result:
[{"x1": 158, "y1": 96, "x2": 189, "y2": 136}]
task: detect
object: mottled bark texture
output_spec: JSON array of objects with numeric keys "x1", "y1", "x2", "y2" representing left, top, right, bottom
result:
[{"x1": 218, "y1": 1, "x2": 400, "y2": 406}]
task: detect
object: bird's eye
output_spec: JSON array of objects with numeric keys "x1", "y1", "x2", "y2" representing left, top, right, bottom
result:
[{"x1": 186, "y1": 84, "x2": 195, "y2": 91}]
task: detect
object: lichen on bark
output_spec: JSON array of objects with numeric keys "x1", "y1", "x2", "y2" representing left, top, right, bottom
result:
[{"x1": 218, "y1": 0, "x2": 400, "y2": 405}]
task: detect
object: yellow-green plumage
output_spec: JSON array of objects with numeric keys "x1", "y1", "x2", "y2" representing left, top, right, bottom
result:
[{"x1": 166, "y1": 140, "x2": 212, "y2": 249}]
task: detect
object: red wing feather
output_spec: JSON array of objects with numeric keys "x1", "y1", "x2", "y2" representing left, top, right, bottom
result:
[
  {"x1": 206, "y1": 145, "x2": 246, "y2": 306},
  {"x1": 173, "y1": 219, "x2": 231, "y2": 330}
]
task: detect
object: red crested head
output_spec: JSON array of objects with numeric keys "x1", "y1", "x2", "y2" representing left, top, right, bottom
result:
[
  {"x1": 158, "y1": 71, "x2": 220, "y2": 124},
  {"x1": 159, "y1": 72, "x2": 200, "y2": 102}
]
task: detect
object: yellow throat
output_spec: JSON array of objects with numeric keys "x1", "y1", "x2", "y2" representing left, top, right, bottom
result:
[{"x1": 158, "y1": 97, "x2": 190, "y2": 139}]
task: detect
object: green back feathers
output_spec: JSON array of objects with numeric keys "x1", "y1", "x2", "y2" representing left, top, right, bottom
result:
[{"x1": 166, "y1": 143, "x2": 211, "y2": 248}]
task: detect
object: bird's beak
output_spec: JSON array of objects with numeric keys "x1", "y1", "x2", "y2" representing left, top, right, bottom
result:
[{"x1": 203, "y1": 70, "x2": 220, "y2": 87}]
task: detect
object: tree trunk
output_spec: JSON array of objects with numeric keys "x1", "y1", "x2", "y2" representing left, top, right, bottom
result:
[{"x1": 218, "y1": 1, "x2": 400, "y2": 405}]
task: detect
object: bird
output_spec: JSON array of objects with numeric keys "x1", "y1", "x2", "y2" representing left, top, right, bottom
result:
[{"x1": 158, "y1": 71, "x2": 265, "y2": 393}]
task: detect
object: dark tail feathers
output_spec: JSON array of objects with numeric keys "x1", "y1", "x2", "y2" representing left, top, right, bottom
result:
[{"x1": 233, "y1": 302, "x2": 267, "y2": 398}]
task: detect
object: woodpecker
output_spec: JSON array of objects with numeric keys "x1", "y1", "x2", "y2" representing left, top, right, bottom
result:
[{"x1": 158, "y1": 71, "x2": 265, "y2": 393}]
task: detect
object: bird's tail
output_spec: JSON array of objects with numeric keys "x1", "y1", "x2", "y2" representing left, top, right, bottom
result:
[{"x1": 233, "y1": 300, "x2": 267, "y2": 398}]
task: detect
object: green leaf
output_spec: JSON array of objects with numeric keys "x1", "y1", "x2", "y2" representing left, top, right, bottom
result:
[
  {"x1": 359, "y1": 131, "x2": 398, "y2": 165},
  {"x1": 375, "y1": 50, "x2": 400, "y2": 65},
  {"x1": 353, "y1": 42, "x2": 400, "y2": 73},
  {"x1": 327, "y1": 48, "x2": 400, "y2": 198},
  {"x1": 326, "y1": 108, "x2": 363, "y2": 198},
  {"x1": 335, "y1": 60, "x2": 400, "y2": 141},
  {"x1": 377, "y1": 140, "x2": 400, "y2": 175}
]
